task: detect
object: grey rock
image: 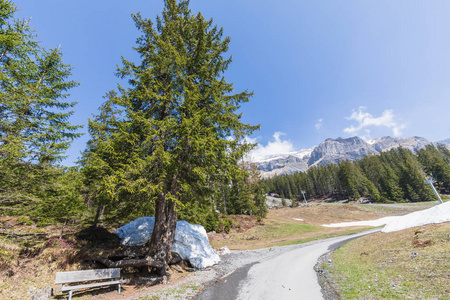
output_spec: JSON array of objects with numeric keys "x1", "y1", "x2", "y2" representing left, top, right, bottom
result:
[
  {"x1": 30, "y1": 287, "x2": 52, "y2": 300},
  {"x1": 371, "y1": 136, "x2": 431, "y2": 152},
  {"x1": 307, "y1": 136, "x2": 377, "y2": 166}
]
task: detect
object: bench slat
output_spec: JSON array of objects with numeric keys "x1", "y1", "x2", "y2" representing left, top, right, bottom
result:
[
  {"x1": 55, "y1": 268, "x2": 120, "y2": 284},
  {"x1": 61, "y1": 279, "x2": 126, "y2": 292}
]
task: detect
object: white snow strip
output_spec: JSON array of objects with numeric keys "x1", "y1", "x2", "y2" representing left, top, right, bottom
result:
[
  {"x1": 321, "y1": 201, "x2": 450, "y2": 233},
  {"x1": 293, "y1": 218, "x2": 304, "y2": 221},
  {"x1": 322, "y1": 216, "x2": 398, "y2": 228},
  {"x1": 382, "y1": 201, "x2": 450, "y2": 233}
]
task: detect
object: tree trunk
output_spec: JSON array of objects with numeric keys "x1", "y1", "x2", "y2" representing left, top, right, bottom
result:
[
  {"x1": 92, "y1": 203, "x2": 102, "y2": 226},
  {"x1": 147, "y1": 190, "x2": 178, "y2": 276},
  {"x1": 91, "y1": 180, "x2": 179, "y2": 277}
]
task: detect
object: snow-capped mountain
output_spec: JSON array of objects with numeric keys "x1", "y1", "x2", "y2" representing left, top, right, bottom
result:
[{"x1": 253, "y1": 136, "x2": 435, "y2": 177}]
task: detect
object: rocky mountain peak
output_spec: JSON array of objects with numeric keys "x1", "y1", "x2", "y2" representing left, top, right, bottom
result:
[
  {"x1": 307, "y1": 136, "x2": 377, "y2": 167},
  {"x1": 254, "y1": 135, "x2": 437, "y2": 178}
]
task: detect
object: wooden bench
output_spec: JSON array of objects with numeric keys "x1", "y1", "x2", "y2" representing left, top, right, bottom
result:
[{"x1": 55, "y1": 268, "x2": 126, "y2": 300}]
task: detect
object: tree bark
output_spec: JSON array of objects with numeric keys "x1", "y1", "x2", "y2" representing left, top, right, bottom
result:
[
  {"x1": 147, "y1": 190, "x2": 178, "y2": 276},
  {"x1": 92, "y1": 203, "x2": 102, "y2": 226},
  {"x1": 91, "y1": 255, "x2": 163, "y2": 268}
]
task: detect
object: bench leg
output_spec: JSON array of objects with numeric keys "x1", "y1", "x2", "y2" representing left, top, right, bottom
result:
[
  {"x1": 69, "y1": 290, "x2": 73, "y2": 300},
  {"x1": 118, "y1": 283, "x2": 121, "y2": 295}
]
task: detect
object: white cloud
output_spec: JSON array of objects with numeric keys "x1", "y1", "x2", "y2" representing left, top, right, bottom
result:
[
  {"x1": 248, "y1": 132, "x2": 295, "y2": 162},
  {"x1": 344, "y1": 106, "x2": 406, "y2": 137},
  {"x1": 315, "y1": 119, "x2": 323, "y2": 130}
]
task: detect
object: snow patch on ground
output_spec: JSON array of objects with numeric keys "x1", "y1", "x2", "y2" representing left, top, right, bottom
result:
[
  {"x1": 114, "y1": 217, "x2": 220, "y2": 269},
  {"x1": 322, "y1": 202, "x2": 450, "y2": 233},
  {"x1": 293, "y1": 218, "x2": 304, "y2": 221},
  {"x1": 322, "y1": 216, "x2": 398, "y2": 228}
]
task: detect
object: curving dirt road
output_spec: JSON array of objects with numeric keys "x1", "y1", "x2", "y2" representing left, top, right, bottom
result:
[{"x1": 195, "y1": 229, "x2": 380, "y2": 300}]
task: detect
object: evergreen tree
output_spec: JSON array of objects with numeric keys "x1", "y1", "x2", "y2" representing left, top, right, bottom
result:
[
  {"x1": 82, "y1": 0, "x2": 258, "y2": 275},
  {"x1": 0, "y1": 0, "x2": 82, "y2": 217},
  {"x1": 249, "y1": 163, "x2": 267, "y2": 219},
  {"x1": 416, "y1": 145, "x2": 450, "y2": 193},
  {"x1": 338, "y1": 160, "x2": 362, "y2": 199},
  {"x1": 396, "y1": 148, "x2": 434, "y2": 202},
  {"x1": 0, "y1": 1, "x2": 81, "y2": 164},
  {"x1": 379, "y1": 164, "x2": 404, "y2": 202}
]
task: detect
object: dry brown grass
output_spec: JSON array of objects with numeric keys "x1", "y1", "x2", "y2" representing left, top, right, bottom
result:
[{"x1": 209, "y1": 203, "x2": 398, "y2": 250}]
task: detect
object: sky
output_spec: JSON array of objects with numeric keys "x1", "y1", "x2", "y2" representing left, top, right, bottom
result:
[{"x1": 14, "y1": 0, "x2": 450, "y2": 165}]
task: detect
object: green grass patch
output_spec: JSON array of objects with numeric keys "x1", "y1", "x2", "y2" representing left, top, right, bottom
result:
[{"x1": 327, "y1": 223, "x2": 450, "y2": 299}]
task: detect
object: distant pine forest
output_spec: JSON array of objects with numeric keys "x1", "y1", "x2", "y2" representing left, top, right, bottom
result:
[{"x1": 260, "y1": 144, "x2": 450, "y2": 203}]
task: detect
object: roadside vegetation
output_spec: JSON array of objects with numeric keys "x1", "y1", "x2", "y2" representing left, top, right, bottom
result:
[{"x1": 324, "y1": 222, "x2": 450, "y2": 299}]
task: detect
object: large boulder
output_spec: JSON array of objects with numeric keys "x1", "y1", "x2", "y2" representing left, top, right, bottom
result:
[{"x1": 114, "y1": 217, "x2": 220, "y2": 269}]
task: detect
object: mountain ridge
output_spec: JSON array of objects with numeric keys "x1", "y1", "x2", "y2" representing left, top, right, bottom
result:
[{"x1": 254, "y1": 136, "x2": 441, "y2": 177}]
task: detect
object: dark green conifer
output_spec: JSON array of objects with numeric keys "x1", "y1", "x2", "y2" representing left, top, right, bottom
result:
[{"x1": 82, "y1": 0, "x2": 258, "y2": 274}]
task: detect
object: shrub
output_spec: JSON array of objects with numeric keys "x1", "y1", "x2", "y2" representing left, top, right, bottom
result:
[
  {"x1": 15, "y1": 216, "x2": 29, "y2": 224},
  {"x1": 223, "y1": 219, "x2": 232, "y2": 234}
]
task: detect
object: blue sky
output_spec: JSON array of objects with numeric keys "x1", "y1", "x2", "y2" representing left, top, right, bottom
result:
[{"x1": 15, "y1": 0, "x2": 450, "y2": 165}]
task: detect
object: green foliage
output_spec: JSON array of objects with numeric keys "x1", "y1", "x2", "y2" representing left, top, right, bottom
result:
[
  {"x1": 204, "y1": 210, "x2": 220, "y2": 232},
  {"x1": 30, "y1": 168, "x2": 85, "y2": 223},
  {"x1": 223, "y1": 218, "x2": 232, "y2": 233},
  {"x1": 417, "y1": 144, "x2": 450, "y2": 193},
  {"x1": 15, "y1": 215, "x2": 29, "y2": 224},
  {"x1": 0, "y1": 161, "x2": 85, "y2": 223},
  {"x1": 0, "y1": 0, "x2": 83, "y2": 222},
  {"x1": 218, "y1": 162, "x2": 267, "y2": 218},
  {"x1": 0, "y1": 1, "x2": 81, "y2": 164},
  {"x1": 80, "y1": 0, "x2": 259, "y2": 245},
  {"x1": 263, "y1": 146, "x2": 447, "y2": 203}
]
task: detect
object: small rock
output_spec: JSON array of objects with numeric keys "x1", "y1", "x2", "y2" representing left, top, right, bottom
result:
[
  {"x1": 409, "y1": 252, "x2": 419, "y2": 258},
  {"x1": 30, "y1": 287, "x2": 52, "y2": 300},
  {"x1": 214, "y1": 246, "x2": 231, "y2": 256},
  {"x1": 328, "y1": 259, "x2": 332, "y2": 263}
]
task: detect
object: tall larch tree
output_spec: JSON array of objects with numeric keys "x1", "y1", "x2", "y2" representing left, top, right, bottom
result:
[{"x1": 83, "y1": 0, "x2": 258, "y2": 275}]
